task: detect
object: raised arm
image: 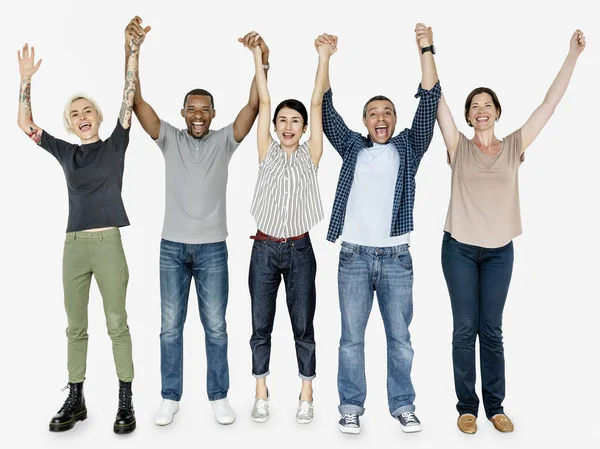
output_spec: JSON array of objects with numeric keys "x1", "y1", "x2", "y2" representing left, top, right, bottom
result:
[
  {"x1": 125, "y1": 16, "x2": 159, "y2": 139},
  {"x1": 520, "y1": 29, "x2": 585, "y2": 152},
  {"x1": 310, "y1": 34, "x2": 337, "y2": 166},
  {"x1": 409, "y1": 23, "x2": 442, "y2": 162},
  {"x1": 436, "y1": 94, "x2": 460, "y2": 161},
  {"x1": 234, "y1": 32, "x2": 270, "y2": 144},
  {"x1": 120, "y1": 18, "x2": 146, "y2": 129},
  {"x1": 318, "y1": 34, "x2": 357, "y2": 158},
  {"x1": 239, "y1": 31, "x2": 271, "y2": 161},
  {"x1": 416, "y1": 23, "x2": 438, "y2": 90},
  {"x1": 17, "y1": 43, "x2": 43, "y2": 144}
]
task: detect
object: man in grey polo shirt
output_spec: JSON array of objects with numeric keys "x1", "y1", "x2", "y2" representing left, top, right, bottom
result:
[{"x1": 126, "y1": 19, "x2": 270, "y2": 426}]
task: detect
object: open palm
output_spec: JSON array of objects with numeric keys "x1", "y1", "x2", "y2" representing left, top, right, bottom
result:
[{"x1": 18, "y1": 43, "x2": 42, "y2": 79}]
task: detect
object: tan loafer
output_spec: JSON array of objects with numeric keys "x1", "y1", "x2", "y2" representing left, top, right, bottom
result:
[
  {"x1": 489, "y1": 414, "x2": 514, "y2": 432},
  {"x1": 457, "y1": 413, "x2": 477, "y2": 434}
]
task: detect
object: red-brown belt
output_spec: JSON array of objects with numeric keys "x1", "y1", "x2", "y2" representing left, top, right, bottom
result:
[{"x1": 250, "y1": 230, "x2": 309, "y2": 243}]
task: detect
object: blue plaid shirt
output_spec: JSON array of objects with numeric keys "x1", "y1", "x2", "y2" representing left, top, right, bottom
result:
[{"x1": 322, "y1": 81, "x2": 441, "y2": 243}]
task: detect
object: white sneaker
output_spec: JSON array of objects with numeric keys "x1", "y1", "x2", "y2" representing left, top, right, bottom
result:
[
  {"x1": 251, "y1": 397, "x2": 270, "y2": 423},
  {"x1": 154, "y1": 399, "x2": 179, "y2": 426},
  {"x1": 296, "y1": 400, "x2": 314, "y2": 424},
  {"x1": 210, "y1": 398, "x2": 236, "y2": 425}
]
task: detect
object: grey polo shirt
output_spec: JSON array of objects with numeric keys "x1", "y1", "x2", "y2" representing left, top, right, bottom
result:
[{"x1": 155, "y1": 120, "x2": 239, "y2": 244}]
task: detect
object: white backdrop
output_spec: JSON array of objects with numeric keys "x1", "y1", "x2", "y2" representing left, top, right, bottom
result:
[{"x1": 1, "y1": 0, "x2": 598, "y2": 448}]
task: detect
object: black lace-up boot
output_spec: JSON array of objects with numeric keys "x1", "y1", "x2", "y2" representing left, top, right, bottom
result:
[
  {"x1": 114, "y1": 380, "x2": 136, "y2": 434},
  {"x1": 49, "y1": 381, "x2": 87, "y2": 432}
]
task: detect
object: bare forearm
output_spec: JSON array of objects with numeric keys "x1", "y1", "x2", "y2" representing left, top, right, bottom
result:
[
  {"x1": 544, "y1": 52, "x2": 579, "y2": 108},
  {"x1": 419, "y1": 52, "x2": 438, "y2": 90},
  {"x1": 311, "y1": 55, "x2": 330, "y2": 106},
  {"x1": 254, "y1": 50, "x2": 270, "y2": 107}
]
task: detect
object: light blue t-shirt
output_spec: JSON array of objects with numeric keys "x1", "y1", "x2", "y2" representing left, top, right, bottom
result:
[{"x1": 341, "y1": 142, "x2": 410, "y2": 247}]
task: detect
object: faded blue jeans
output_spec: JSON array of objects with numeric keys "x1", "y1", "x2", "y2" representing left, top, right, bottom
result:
[
  {"x1": 159, "y1": 239, "x2": 229, "y2": 402},
  {"x1": 337, "y1": 242, "x2": 416, "y2": 417}
]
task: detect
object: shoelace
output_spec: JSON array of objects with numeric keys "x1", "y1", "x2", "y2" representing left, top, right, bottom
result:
[
  {"x1": 342, "y1": 413, "x2": 358, "y2": 425},
  {"x1": 59, "y1": 384, "x2": 78, "y2": 413},
  {"x1": 254, "y1": 398, "x2": 269, "y2": 414},
  {"x1": 298, "y1": 401, "x2": 313, "y2": 415},
  {"x1": 118, "y1": 384, "x2": 133, "y2": 410},
  {"x1": 401, "y1": 412, "x2": 417, "y2": 424}
]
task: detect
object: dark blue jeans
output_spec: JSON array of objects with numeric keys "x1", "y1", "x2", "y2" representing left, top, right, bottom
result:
[
  {"x1": 441, "y1": 232, "x2": 514, "y2": 419},
  {"x1": 249, "y1": 234, "x2": 317, "y2": 380},
  {"x1": 159, "y1": 239, "x2": 229, "y2": 402}
]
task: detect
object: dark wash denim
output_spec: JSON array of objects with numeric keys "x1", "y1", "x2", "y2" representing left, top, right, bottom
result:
[
  {"x1": 441, "y1": 232, "x2": 514, "y2": 419},
  {"x1": 337, "y1": 242, "x2": 416, "y2": 417},
  {"x1": 249, "y1": 234, "x2": 317, "y2": 380},
  {"x1": 159, "y1": 239, "x2": 229, "y2": 402}
]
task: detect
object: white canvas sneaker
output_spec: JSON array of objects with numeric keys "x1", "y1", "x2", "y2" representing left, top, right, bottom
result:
[
  {"x1": 154, "y1": 399, "x2": 179, "y2": 426},
  {"x1": 210, "y1": 398, "x2": 236, "y2": 425}
]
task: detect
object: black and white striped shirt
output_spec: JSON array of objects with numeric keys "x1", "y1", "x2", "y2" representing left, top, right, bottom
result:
[{"x1": 251, "y1": 141, "x2": 324, "y2": 238}]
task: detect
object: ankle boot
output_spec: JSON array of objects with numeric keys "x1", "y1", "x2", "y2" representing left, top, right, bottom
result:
[
  {"x1": 49, "y1": 381, "x2": 87, "y2": 432},
  {"x1": 114, "y1": 380, "x2": 136, "y2": 434}
]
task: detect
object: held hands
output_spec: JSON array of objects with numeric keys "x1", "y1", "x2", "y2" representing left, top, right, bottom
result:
[
  {"x1": 415, "y1": 23, "x2": 433, "y2": 50},
  {"x1": 570, "y1": 29, "x2": 586, "y2": 57},
  {"x1": 17, "y1": 43, "x2": 42, "y2": 79},
  {"x1": 125, "y1": 16, "x2": 151, "y2": 52},
  {"x1": 239, "y1": 31, "x2": 270, "y2": 59},
  {"x1": 314, "y1": 33, "x2": 338, "y2": 57}
]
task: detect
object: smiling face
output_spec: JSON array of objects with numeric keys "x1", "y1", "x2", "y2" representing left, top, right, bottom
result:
[
  {"x1": 181, "y1": 95, "x2": 215, "y2": 139},
  {"x1": 274, "y1": 107, "x2": 306, "y2": 148},
  {"x1": 467, "y1": 93, "x2": 499, "y2": 130},
  {"x1": 69, "y1": 98, "x2": 102, "y2": 143},
  {"x1": 363, "y1": 99, "x2": 397, "y2": 144}
]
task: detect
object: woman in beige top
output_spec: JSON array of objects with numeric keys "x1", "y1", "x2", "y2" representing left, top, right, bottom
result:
[{"x1": 436, "y1": 30, "x2": 586, "y2": 435}]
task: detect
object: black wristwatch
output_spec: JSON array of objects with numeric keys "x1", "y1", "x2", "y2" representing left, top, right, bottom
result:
[{"x1": 421, "y1": 45, "x2": 436, "y2": 55}]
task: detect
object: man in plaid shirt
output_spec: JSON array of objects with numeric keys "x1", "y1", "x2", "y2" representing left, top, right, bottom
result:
[{"x1": 316, "y1": 24, "x2": 441, "y2": 434}]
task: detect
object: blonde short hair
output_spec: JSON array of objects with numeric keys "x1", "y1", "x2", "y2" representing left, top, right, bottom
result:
[{"x1": 63, "y1": 94, "x2": 103, "y2": 134}]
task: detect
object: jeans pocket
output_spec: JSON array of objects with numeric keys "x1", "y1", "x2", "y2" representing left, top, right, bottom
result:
[
  {"x1": 291, "y1": 238, "x2": 312, "y2": 254},
  {"x1": 393, "y1": 251, "x2": 413, "y2": 270},
  {"x1": 339, "y1": 248, "x2": 356, "y2": 264}
]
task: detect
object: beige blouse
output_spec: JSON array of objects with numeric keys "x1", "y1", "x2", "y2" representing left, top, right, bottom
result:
[{"x1": 444, "y1": 129, "x2": 524, "y2": 248}]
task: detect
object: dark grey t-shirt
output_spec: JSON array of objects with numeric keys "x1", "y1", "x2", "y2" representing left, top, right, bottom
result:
[{"x1": 40, "y1": 119, "x2": 131, "y2": 232}]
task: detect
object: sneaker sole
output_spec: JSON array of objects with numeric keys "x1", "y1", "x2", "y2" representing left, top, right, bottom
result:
[
  {"x1": 252, "y1": 416, "x2": 269, "y2": 423},
  {"x1": 400, "y1": 424, "x2": 422, "y2": 433},
  {"x1": 216, "y1": 417, "x2": 236, "y2": 425},
  {"x1": 49, "y1": 410, "x2": 87, "y2": 432},
  {"x1": 296, "y1": 417, "x2": 313, "y2": 424},
  {"x1": 338, "y1": 423, "x2": 360, "y2": 434}
]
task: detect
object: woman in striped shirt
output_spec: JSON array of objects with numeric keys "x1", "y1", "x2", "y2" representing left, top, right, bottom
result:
[{"x1": 240, "y1": 31, "x2": 335, "y2": 424}]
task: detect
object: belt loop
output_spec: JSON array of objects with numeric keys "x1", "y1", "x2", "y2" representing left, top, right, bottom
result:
[
  {"x1": 73, "y1": 232, "x2": 76, "y2": 241},
  {"x1": 99, "y1": 232, "x2": 103, "y2": 241}
]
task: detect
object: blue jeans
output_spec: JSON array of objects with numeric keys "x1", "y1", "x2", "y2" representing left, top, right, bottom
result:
[
  {"x1": 337, "y1": 242, "x2": 415, "y2": 417},
  {"x1": 441, "y1": 232, "x2": 514, "y2": 419},
  {"x1": 249, "y1": 234, "x2": 317, "y2": 380},
  {"x1": 159, "y1": 239, "x2": 229, "y2": 402}
]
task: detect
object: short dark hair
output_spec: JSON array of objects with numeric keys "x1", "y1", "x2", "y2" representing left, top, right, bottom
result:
[
  {"x1": 363, "y1": 95, "x2": 396, "y2": 118},
  {"x1": 464, "y1": 87, "x2": 502, "y2": 127},
  {"x1": 273, "y1": 99, "x2": 308, "y2": 126},
  {"x1": 183, "y1": 89, "x2": 214, "y2": 109}
]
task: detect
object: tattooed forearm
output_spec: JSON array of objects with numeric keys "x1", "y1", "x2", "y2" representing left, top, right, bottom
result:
[
  {"x1": 119, "y1": 53, "x2": 139, "y2": 127},
  {"x1": 20, "y1": 78, "x2": 32, "y2": 115},
  {"x1": 18, "y1": 77, "x2": 42, "y2": 144}
]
